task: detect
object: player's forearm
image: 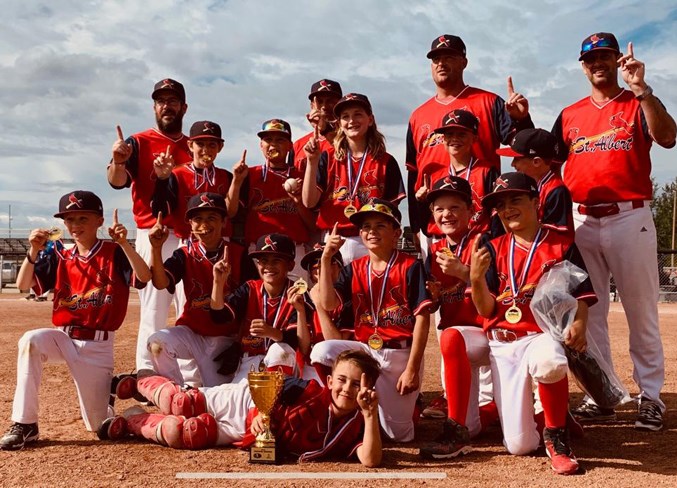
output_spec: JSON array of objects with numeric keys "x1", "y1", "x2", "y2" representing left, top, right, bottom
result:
[
  {"x1": 357, "y1": 414, "x2": 382, "y2": 468},
  {"x1": 118, "y1": 241, "x2": 152, "y2": 283},
  {"x1": 296, "y1": 204, "x2": 317, "y2": 232},
  {"x1": 296, "y1": 311, "x2": 311, "y2": 355},
  {"x1": 640, "y1": 95, "x2": 677, "y2": 148},
  {"x1": 226, "y1": 180, "x2": 243, "y2": 218},
  {"x1": 405, "y1": 313, "x2": 429, "y2": 373},
  {"x1": 318, "y1": 257, "x2": 339, "y2": 311},
  {"x1": 150, "y1": 249, "x2": 169, "y2": 290},
  {"x1": 573, "y1": 299, "x2": 588, "y2": 331},
  {"x1": 302, "y1": 164, "x2": 320, "y2": 208},
  {"x1": 16, "y1": 257, "x2": 36, "y2": 291},
  {"x1": 211, "y1": 280, "x2": 226, "y2": 310},
  {"x1": 107, "y1": 161, "x2": 128, "y2": 187},
  {"x1": 316, "y1": 306, "x2": 343, "y2": 340},
  {"x1": 471, "y1": 279, "x2": 495, "y2": 318}
]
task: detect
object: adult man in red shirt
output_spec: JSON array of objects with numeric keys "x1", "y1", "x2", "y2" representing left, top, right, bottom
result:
[
  {"x1": 107, "y1": 79, "x2": 193, "y2": 372},
  {"x1": 552, "y1": 32, "x2": 676, "y2": 431}
]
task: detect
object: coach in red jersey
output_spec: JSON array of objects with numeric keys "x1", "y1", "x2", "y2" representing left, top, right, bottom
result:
[
  {"x1": 552, "y1": 32, "x2": 676, "y2": 431},
  {"x1": 107, "y1": 78, "x2": 193, "y2": 373},
  {"x1": 293, "y1": 79, "x2": 343, "y2": 170},
  {"x1": 407, "y1": 35, "x2": 533, "y2": 243}
]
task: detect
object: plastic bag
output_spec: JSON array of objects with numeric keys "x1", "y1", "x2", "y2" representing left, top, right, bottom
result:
[{"x1": 530, "y1": 261, "x2": 631, "y2": 408}]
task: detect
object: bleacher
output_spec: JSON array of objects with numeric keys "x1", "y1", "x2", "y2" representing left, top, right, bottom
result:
[{"x1": 0, "y1": 238, "x2": 31, "y2": 260}]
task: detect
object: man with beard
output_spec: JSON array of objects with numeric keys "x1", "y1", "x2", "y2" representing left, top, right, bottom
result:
[
  {"x1": 107, "y1": 78, "x2": 193, "y2": 373},
  {"x1": 552, "y1": 33, "x2": 676, "y2": 430}
]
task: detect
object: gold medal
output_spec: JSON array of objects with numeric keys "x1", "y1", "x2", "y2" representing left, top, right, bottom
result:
[
  {"x1": 268, "y1": 150, "x2": 280, "y2": 159},
  {"x1": 47, "y1": 227, "x2": 63, "y2": 241},
  {"x1": 440, "y1": 247, "x2": 454, "y2": 257},
  {"x1": 505, "y1": 304, "x2": 522, "y2": 324},
  {"x1": 344, "y1": 204, "x2": 357, "y2": 218},
  {"x1": 368, "y1": 333, "x2": 384, "y2": 350},
  {"x1": 294, "y1": 278, "x2": 308, "y2": 294}
]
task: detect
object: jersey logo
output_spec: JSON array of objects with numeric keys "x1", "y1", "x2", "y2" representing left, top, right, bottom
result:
[
  {"x1": 318, "y1": 80, "x2": 332, "y2": 91},
  {"x1": 202, "y1": 122, "x2": 218, "y2": 135},
  {"x1": 66, "y1": 193, "x2": 84, "y2": 210},
  {"x1": 262, "y1": 235, "x2": 278, "y2": 251},
  {"x1": 159, "y1": 79, "x2": 176, "y2": 90},
  {"x1": 569, "y1": 111, "x2": 635, "y2": 154},
  {"x1": 251, "y1": 189, "x2": 296, "y2": 214},
  {"x1": 494, "y1": 177, "x2": 509, "y2": 190},
  {"x1": 435, "y1": 36, "x2": 450, "y2": 48}
]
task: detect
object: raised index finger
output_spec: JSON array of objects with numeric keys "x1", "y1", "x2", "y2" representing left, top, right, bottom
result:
[
  {"x1": 113, "y1": 208, "x2": 119, "y2": 225},
  {"x1": 313, "y1": 125, "x2": 320, "y2": 139},
  {"x1": 507, "y1": 76, "x2": 515, "y2": 96},
  {"x1": 165, "y1": 145, "x2": 171, "y2": 158},
  {"x1": 156, "y1": 211, "x2": 163, "y2": 227},
  {"x1": 116, "y1": 125, "x2": 124, "y2": 141},
  {"x1": 241, "y1": 149, "x2": 247, "y2": 163},
  {"x1": 627, "y1": 41, "x2": 634, "y2": 58},
  {"x1": 361, "y1": 372, "x2": 368, "y2": 389},
  {"x1": 223, "y1": 245, "x2": 229, "y2": 262},
  {"x1": 331, "y1": 222, "x2": 339, "y2": 236},
  {"x1": 472, "y1": 234, "x2": 482, "y2": 252}
]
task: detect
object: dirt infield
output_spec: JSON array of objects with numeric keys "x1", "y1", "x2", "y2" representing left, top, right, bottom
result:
[{"x1": 0, "y1": 293, "x2": 675, "y2": 487}]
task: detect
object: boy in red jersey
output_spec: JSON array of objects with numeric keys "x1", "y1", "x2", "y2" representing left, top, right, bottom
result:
[
  {"x1": 470, "y1": 172, "x2": 596, "y2": 475},
  {"x1": 98, "y1": 350, "x2": 382, "y2": 466},
  {"x1": 418, "y1": 176, "x2": 491, "y2": 459},
  {"x1": 151, "y1": 121, "x2": 237, "y2": 242},
  {"x1": 228, "y1": 119, "x2": 315, "y2": 277},
  {"x1": 293, "y1": 79, "x2": 343, "y2": 169},
  {"x1": 297, "y1": 244, "x2": 353, "y2": 381},
  {"x1": 302, "y1": 94, "x2": 405, "y2": 264},
  {"x1": 107, "y1": 78, "x2": 193, "y2": 373},
  {"x1": 416, "y1": 109, "x2": 500, "y2": 236},
  {"x1": 210, "y1": 233, "x2": 308, "y2": 382},
  {"x1": 497, "y1": 128, "x2": 573, "y2": 235},
  {"x1": 0, "y1": 191, "x2": 151, "y2": 451},
  {"x1": 146, "y1": 193, "x2": 246, "y2": 387},
  {"x1": 310, "y1": 199, "x2": 431, "y2": 442}
]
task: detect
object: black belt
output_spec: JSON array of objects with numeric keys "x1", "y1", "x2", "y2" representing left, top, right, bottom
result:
[
  {"x1": 382, "y1": 338, "x2": 413, "y2": 349},
  {"x1": 62, "y1": 326, "x2": 109, "y2": 341},
  {"x1": 577, "y1": 200, "x2": 644, "y2": 218}
]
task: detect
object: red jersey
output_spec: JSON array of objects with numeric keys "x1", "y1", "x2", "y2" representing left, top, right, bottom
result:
[
  {"x1": 241, "y1": 164, "x2": 311, "y2": 245},
  {"x1": 221, "y1": 279, "x2": 303, "y2": 356},
  {"x1": 34, "y1": 240, "x2": 143, "y2": 332},
  {"x1": 334, "y1": 251, "x2": 431, "y2": 343},
  {"x1": 110, "y1": 128, "x2": 192, "y2": 229},
  {"x1": 425, "y1": 234, "x2": 482, "y2": 328},
  {"x1": 406, "y1": 87, "x2": 533, "y2": 233},
  {"x1": 163, "y1": 239, "x2": 244, "y2": 336},
  {"x1": 420, "y1": 158, "x2": 498, "y2": 235},
  {"x1": 153, "y1": 164, "x2": 234, "y2": 239},
  {"x1": 241, "y1": 378, "x2": 364, "y2": 461},
  {"x1": 309, "y1": 301, "x2": 353, "y2": 345},
  {"x1": 537, "y1": 170, "x2": 574, "y2": 236},
  {"x1": 552, "y1": 90, "x2": 657, "y2": 204},
  {"x1": 315, "y1": 151, "x2": 405, "y2": 236},
  {"x1": 483, "y1": 228, "x2": 596, "y2": 333},
  {"x1": 293, "y1": 131, "x2": 333, "y2": 170}
]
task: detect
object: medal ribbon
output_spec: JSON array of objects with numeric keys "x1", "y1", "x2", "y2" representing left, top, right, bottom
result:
[
  {"x1": 261, "y1": 281, "x2": 289, "y2": 349},
  {"x1": 346, "y1": 149, "x2": 369, "y2": 203},
  {"x1": 367, "y1": 250, "x2": 398, "y2": 331},
  {"x1": 262, "y1": 163, "x2": 292, "y2": 183},
  {"x1": 449, "y1": 157, "x2": 474, "y2": 181},
  {"x1": 447, "y1": 232, "x2": 470, "y2": 258},
  {"x1": 508, "y1": 227, "x2": 543, "y2": 301}
]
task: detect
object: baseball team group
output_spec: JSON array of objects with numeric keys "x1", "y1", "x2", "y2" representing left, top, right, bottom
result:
[{"x1": 1, "y1": 31, "x2": 675, "y2": 476}]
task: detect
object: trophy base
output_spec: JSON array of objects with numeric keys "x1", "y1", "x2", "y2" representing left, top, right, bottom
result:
[{"x1": 250, "y1": 443, "x2": 278, "y2": 464}]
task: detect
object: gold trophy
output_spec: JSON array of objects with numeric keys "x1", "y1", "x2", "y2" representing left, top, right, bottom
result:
[{"x1": 248, "y1": 368, "x2": 284, "y2": 464}]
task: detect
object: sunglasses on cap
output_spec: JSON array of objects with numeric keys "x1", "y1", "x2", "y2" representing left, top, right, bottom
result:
[{"x1": 580, "y1": 37, "x2": 616, "y2": 54}]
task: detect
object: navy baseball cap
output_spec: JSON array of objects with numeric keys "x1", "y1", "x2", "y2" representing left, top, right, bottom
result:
[
  {"x1": 333, "y1": 93, "x2": 372, "y2": 117},
  {"x1": 433, "y1": 109, "x2": 479, "y2": 135},
  {"x1": 257, "y1": 119, "x2": 292, "y2": 140},
  {"x1": 152, "y1": 78, "x2": 186, "y2": 102},
  {"x1": 308, "y1": 79, "x2": 343, "y2": 100},
  {"x1": 496, "y1": 129, "x2": 558, "y2": 159},
  {"x1": 427, "y1": 34, "x2": 466, "y2": 59},
  {"x1": 189, "y1": 121, "x2": 224, "y2": 142},
  {"x1": 579, "y1": 32, "x2": 620, "y2": 61},
  {"x1": 185, "y1": 192, "x2": 227, "y2": 221},
  {"x1": 349, "y1": 198, "x2": 401, "y2": 228},
  {"x1": 426, "y1": 176, "x2": 473, "y2": 206},
  {"x1": 249, "y1": 233, "x2": 296, "y2": 261},
  {"x1": 300, "y1": 243, "x2": 344, "y2": 271},
  {"x1": 481, "y1": 172, "x2": 539, "y2": 210},
  {"x1": 54, "y1": 190, "x2": 104, "y2": 218}
]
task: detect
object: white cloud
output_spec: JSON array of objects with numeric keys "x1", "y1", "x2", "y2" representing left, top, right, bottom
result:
[{"x1": 1, "y1": 0, "x2": 675, "y2": 235}]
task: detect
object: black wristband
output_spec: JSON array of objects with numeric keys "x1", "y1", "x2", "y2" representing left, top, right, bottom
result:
[{"x1": 26, "y1": 251, "x2": 36, "y2": 264}]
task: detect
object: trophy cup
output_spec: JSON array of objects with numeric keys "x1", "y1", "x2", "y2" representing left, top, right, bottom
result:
[{"x1": 248, "y1": 368, "x2": 284, "y2": 464}]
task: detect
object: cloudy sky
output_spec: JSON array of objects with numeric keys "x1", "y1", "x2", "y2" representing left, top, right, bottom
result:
[{"x1": 1, "y1": 0, "x2": 676, "y2": 235}]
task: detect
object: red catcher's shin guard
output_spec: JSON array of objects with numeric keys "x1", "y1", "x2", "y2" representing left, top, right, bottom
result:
[
  {"x1": 125, "y1": 412, "x2": 184, "y2": 448},
  {"x1": 137, "y1": 375, "x2": 179, "y2": 414},
  {"x1": 440, "y1": 328, "x2": 471, "y2": 425},
  {"x1": 171, "y1": 389, "x2": 207, "y2": 417}
]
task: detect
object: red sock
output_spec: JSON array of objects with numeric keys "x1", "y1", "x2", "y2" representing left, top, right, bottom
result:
[
  {"x1": 440, "y1": 328, "x2": 471, "y2": 425},
  {"x1": 479, "y1": 401, "x2": 499, "y2": 432},
  {"x1": 538, "y1": 377, "x2": 568, "y2": 428}
]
